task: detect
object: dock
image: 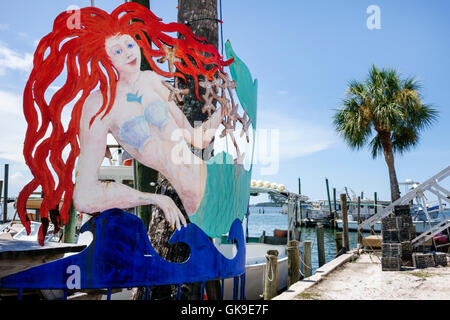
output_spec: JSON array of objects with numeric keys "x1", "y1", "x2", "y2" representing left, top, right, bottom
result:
[{"x1": 273, "y1": 250, "x2": 450, "y2": 300}]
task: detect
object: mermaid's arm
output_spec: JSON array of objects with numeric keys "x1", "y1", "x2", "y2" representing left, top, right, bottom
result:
[
  {"x1": 167, "y1": 98, "x2": 225, "y2": 149},
  {"x1": 147, "y1": 72, "x2": 226, "y2": 149},
  {"x1": 73, "y1": 92, "x2": 186, "y2": 230}
]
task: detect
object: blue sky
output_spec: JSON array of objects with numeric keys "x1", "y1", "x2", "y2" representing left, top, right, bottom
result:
[{"x1": 0, "y1": 0, "x2": 449, "y2": 204}]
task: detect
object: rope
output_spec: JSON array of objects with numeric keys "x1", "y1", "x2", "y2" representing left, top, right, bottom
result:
[{"x1": 265, "y1": 254, "x2": 275, "y2": 282}]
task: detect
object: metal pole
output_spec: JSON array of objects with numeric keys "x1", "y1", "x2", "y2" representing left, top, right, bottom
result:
[{"x1": 3, "y1": 164, "x2": 9, "y2": 223}]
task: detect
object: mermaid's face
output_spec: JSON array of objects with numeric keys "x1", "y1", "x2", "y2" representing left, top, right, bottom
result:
[{"x1": 105, "y1": 34, "x2": 141, "y2": 74}]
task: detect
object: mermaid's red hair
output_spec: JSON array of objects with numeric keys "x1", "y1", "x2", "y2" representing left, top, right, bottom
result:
[{"x1": 17, "y1": 3, "x2": 230, "y2": 245}]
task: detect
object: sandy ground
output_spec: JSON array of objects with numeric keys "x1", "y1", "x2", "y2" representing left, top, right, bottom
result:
[{"x1": 295, "y1": 252, "x2": 450, "y2": 300}]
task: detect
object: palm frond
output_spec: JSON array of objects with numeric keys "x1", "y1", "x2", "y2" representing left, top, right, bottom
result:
[
  {"x1": 334, "y1": 65, "x2": 439, "y2": 158},
  {"x1": 333, "y1": 98, "x2": 372, "y2": 150},
  {"x1": 368, "y1": 134, "x2": 383, "y2": 158}
]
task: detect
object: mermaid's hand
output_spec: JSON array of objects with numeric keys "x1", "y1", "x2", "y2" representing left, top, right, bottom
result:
[{"x1": 156, "y1": 195, "x2": 187, "y2": 231}]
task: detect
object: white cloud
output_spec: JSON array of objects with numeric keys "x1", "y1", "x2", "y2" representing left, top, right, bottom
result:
[
  {"x1": 0, "y1": 90, "x2": 22, "y2": 115},
  {"x1": 0, "y1": 91, "x2": 27, "y2": 163},
  {"x1": 257, "y1": 109, "x2": 338, "y2": 160},
  {"x1": 0, "y1": 41, "x2": 33, "y2": 76}
]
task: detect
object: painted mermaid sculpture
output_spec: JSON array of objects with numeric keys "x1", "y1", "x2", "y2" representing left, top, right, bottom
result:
[{"x1": 16, "y1": 3, "x2": 257, "y2": 245}]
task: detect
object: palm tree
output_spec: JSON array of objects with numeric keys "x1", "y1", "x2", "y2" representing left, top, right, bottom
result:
[{"x1": 333, "y1": 65, "x2": 438, "y2": 202}]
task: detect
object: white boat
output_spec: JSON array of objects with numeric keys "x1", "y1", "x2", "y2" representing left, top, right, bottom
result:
[
  {"x1": 336, "y1": 204, "x2": 450, "y2": 234},
  {"x1": 216, "y1": 241, "x2": 289, "y2": 300},
  {"x1": 219, "y1": 184, "x2": 308, "y2": 300},
  {"x1": 306, "y1": 199, "x2": 390, "y2": 221}
]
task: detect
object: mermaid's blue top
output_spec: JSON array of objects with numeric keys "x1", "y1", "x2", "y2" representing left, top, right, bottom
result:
[
  {"x1": 189, "y1": 152, "x2": 252, "y2": 238},
  {"x1": 119, "y1": 93, "x2": 169, "y2": 150}
]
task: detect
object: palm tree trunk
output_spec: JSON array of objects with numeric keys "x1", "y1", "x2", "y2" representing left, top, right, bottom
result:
[
  {"x1": 133, "y1": 0, "x2": 221, "y2": 300},
  {"x1": 176, "y1": 0, "x2": 222, "y2": 300},
  {"x1": 379, "y1": 131, "x2": 401, "y2": 202}
]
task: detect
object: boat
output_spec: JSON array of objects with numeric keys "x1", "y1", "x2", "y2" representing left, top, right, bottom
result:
[
  {"x1": 304, "y1": 198, "x2": 390, "y2": 227},
  {"x1": 222, "y1": 182, "x2": 308, "y2": 300},
  {"x1": 336, "y1": 191, "x2": 450, "y2": 234},
  {"x1": 335, "y1": 215, "x2": 447, "y2": 234}
]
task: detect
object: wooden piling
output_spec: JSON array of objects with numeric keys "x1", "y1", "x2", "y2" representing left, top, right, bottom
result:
[
  {"x1": 333, "y1": 187, "x2": 337, "y2": 228},
  {"x1": 298, "y1": 178, "x2": 303, "y2": 227},
  {"x1": 287, "y1": 240, "x2": 300, "y2": 288},
  {"x1": 325, "y1": 178, "x2": 333, "y2": 228},
  {"x1": 264, "y1": 249, "x2": 279, "y2": 300},
  {"x1": 357, "y1": 196, "x2": 362, "y2": 245},
  {"x1": 260, "y1": 230, "x2": 266, "y2": 244},
  {"x1": 302, "y1": 240, "x2": 312, "y2": 278},
  {"x1": 3, "y1": 164, "x2": 8, "y2": 223},
  {"x1": 371, "y1": 192, "x2": 377, "y2": 235},
  {"x1": 340, "y1": 194, "x2": 350, "y2": 250},
  {"x1": 316, "y1": 223, "x2": 326, "y2": 267},
  {"x1": 335, "y1": 232, "x2": 343, "y2": 254},
  {"x1": 63, "y1": 203, "x2": 77, "y2": 244}
]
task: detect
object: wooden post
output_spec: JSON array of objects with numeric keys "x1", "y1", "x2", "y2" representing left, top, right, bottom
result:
[
  {"x1": 316, "y1": 223, "x2": 326, "y2": 267},
  {"x1": 333, "y1": 187, "x2": 337, "y2": 228},
  {"x1": 302, "y1": 240, "x2": 312, "y2": 278},
  {"x1": 357, "y1": 196, "x2": 362, "y2": 245},
  {"x1": 3, "y1": 164, "x2": 8, "y2": 223},
  {"x1": 325, "y1": 178, "x2": 333, "y2": 228},
  {"x1": 371, "y1": 192, "x2": 377, "y2": 235},
  {"x1": 260, "y1": 230, "x2": 266, "y2": 243},
  {"x1": 298, "y1": 178, "x2": 303, "y2": 227},
  {"x1": 335, "y1": 232, "x2": 343, "y2": 254},
  {"x1": 287, "y1": 240, "x2": 300, "y2": 288},
  {"x1": 63, "y1": 203, "x2": 77, "y2": 244},
  {"x1": 340, "y1": 194, "x2": 350, "y2": 250},
  {"x1": 264, "y1": 249, "x2": 278, "y2": 300}
]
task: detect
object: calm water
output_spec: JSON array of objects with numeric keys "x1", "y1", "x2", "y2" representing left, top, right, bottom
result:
[{"x1": 246, "y1": 206, "x2": 370, "y2": 273}]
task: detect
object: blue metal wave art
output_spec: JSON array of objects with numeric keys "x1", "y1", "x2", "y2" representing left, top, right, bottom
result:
[{"x1": 0, "y1": 208, "x2": 245, "y2": 290}]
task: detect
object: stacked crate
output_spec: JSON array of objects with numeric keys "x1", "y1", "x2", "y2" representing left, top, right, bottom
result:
[
  {"x1": 381, "y1": 243, "x2": 402, "y2": 271},
  {"x1": 381, "y1": 205, "x2": 415, "y2": 271},
  {"x1": 412, "y1": 253, "x2": 436, "y2": 268},
  {"x1": 413, "y1": 252, "x2": 449, "y2": 268},
  {"x1": 434, "y1": 252, "x2": 448, "y2": 267}
]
